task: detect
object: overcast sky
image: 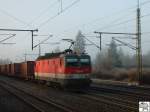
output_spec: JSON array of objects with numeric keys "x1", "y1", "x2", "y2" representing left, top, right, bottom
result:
[{"x1": 0, "y1": 0, "x2": 150, "y2": 62}]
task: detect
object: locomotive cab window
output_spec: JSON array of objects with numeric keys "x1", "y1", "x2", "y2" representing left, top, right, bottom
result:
[
  {"x1": 80, "y1": 58, "x2": 90, "y2": 66},
  {"x1": 65, "y1": 55, "x2": 91, "y2": 67},
  {"x1": 65, "y1": 58, "x2": 78, "y2": 66}
]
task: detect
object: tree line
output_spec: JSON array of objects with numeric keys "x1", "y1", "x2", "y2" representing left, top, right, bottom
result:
[{"x1": 94, "y1": 39, "x2": 150, "y2": 72}]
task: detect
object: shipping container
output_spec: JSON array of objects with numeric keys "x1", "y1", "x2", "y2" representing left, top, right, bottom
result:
[
  {"x1": 11, "y1": 63, "x2": 21, "y2": 76},
  {"x1": 0, "y1": 65, "x2": 6, "y2": 74},
  {"x1": 20, "y1": 61, "x2": 35, "y2": 79},
  {"x1": 6, "y1": 64, "x2": 11, "y2": 75}
]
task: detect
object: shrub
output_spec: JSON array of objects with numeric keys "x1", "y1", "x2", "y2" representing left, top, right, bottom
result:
[
  {"x1": 92, "y1": 68, "x2": 150, "y2": 85},
  {"x1": 127, "y1": 68, "x2": 150, "y2": 85}
]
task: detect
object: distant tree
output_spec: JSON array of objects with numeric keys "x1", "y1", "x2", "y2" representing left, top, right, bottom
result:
[
  {"x1": 94, "y1": 49, "x2": 112, "y2": 71},
  {"x1": 108, "y1": 40, "x2": 122, "y2": 68},
  {"x1": 0, "y1": 58, "x2": 12, "y2": 64},
  {"x1": 73, "y1": 30, "x2": 86, "y2": 54},
  {"x1": 118, "y1": 47, "x2": 125, "y2": 67},
  {"x1": 142, "y1": 51, "x2": 150, "y2": 67},
  {"x1": 54, "y1": 46, "x2": 61, "y2": 53}
]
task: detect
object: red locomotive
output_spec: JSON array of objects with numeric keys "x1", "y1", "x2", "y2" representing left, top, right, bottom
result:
[
  {"x1": 35, "y1": 49, "x2": 92, "y2": 89},
  {"x1": 0, "y1": 50, "x2": 92, "y2": 89}
]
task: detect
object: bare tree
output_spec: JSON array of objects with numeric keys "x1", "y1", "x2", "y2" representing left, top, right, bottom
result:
[
  {"x1": 73, "y1": 30, "x2": 86, "y2": 54},
  {"x1": 54, "y1": 46, "x2": 61, "y2": 53},
  {"x1": 108, "y1": 40, "x2": 122, "y2": 68},
  {"x1": 0, "y1": 58, "x2": 12, "y2": 64}
]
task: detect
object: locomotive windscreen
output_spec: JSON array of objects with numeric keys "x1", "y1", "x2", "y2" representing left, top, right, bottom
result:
[
  {"x1": 66, "y1": 58, "x2": 78, "y2": 66},
  {"x1": 80, "y1": 58, "x2": 90, "y2": 66},
  {"x1": 65, "y1": 55, "x2": 91, "y2": 67}
]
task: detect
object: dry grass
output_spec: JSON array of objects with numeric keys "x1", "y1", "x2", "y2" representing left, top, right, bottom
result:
[
  {"x1": 127, "y1": 69, "x2": 138, "y2": 82},
  {"x1": 92, "y1": 68, "x2": 128, "y2": 81},
  {"x1": 127, "y1": 68, "x2": 150, "y2": 85},
  {"x1": 92, "y1": 68, "x2": 150, "y2": 85}
]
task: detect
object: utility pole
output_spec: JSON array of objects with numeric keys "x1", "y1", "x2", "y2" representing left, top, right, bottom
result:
[{"x1": 136, "y1": 0, "x2": 142, "y2": 85}]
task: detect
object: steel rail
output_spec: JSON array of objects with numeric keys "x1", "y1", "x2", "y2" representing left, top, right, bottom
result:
[
  {"x1": 85, "y1": 90, "x2": 137, "y2": 107},
  {"x1": 0, "y1": 81, "x2": 76, "y2": 112},
  {"x1": 80, "y1": 94, "x2": 138, "y2": 112},
  {"x1": 91, "y1": 85, "x2": 150, "y2": 100}
]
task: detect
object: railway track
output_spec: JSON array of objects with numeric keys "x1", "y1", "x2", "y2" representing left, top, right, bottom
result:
[
  {"x1": 66, "y1": 90, "x2": 138, "y2": 112},
  {"x1": 88, "y1": 88, "x2": 137, "y2": 101},
  {"x1": 92, "y1": 79, "x2": 150, "y2": 94},
  {"x1": 91, "y1": 84, "x2": 150, "y2": 100},
  {"x1": 0, "y1": 76, "x2": 139, "y2": 112},
  {"x1": 79, "y1": 94, "x2": 137, "y2": 112},
  {"x1": 102, "y1": 83, "x2": 150, "y2": 93},
  {"x1": 59, "y1": 85, "x2": 139, "y2": 112},
  {"x1": 83, "y1": 90, "x2": 137, "y2": 107},
  {"x1": 0, "y1": 81, "x2": 77, "y2": 112}
]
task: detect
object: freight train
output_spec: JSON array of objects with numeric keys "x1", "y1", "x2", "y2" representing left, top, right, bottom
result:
[{"x1": 0, "y1": 50, "x2": 92, "y2": 89}]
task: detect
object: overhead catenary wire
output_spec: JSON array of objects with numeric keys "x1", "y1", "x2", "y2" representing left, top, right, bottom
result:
[
  {"x1": 57, "y1": 7, "x2": 136, "y2": 36},
  {"x1": 0, "y1": 8, "x2": 31, "y2": 28},
  {"x1": 0, "y1": 34, "x2": 16, "y2": 43},
  {"x1": 141, "y1": 0, "x2": 150, "y2": 6},
  {"x1": 95, "y1": 12, "x2": 150, "y2": 32},
  {"x1": 38, "y1": 0, "x2": 80, "y2": 28},
  {"x1": 56, "y1": 0, "x2": 150, "y2": 37},
  {"x1": 33, "y1": 35, "x2": 53, "y2": 48},
  {"x1": 96, "y1": 18, "x2": 135, "y2": 31},
  {"x1": 94, "y1": 0, "x2": 150, "y2": 31},
  {"x1": 81, "y1": 36, "x2": 100, "y2": 49},
  {"x1": 28, "y1": 0, "x2": 59, "y2": 26},
  {"x1": 0, "y1": 43, "x2": 16, "y2": 45},
  {"x1": 0, "y1": 33, "x2": 15, "y2": 35}
]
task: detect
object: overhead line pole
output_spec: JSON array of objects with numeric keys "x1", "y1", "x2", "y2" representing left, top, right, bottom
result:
[
  {"x1": 93, "y1": 0, "x2": 142, "y2": 85},
  {"x1": 94, "y1": 31, "x2": 136, "y2": 51},
  {"x1": 94, "y1": 0, "x2": 142, "y2": 85},
  {"x1": 136, "y1": 0, "x2": 142, "y2": 85},
  {"x1": 0, "y1": 28, "x2": 38, "y2": 50}
]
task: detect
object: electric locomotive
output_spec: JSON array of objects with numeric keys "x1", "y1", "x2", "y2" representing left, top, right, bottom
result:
[{"x1": 35, "y1": 49, "x2": 92, "y2": 89}]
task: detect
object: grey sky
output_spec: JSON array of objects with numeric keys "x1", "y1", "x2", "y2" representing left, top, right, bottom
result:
[{"x1": 0, "y1": 0, "x2": 149, "y2": 62}]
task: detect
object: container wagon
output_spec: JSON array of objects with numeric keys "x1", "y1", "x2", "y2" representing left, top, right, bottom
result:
[
  {"x1": 11, "y1": 63, "x2": 21, "y2": 77},
  {"x1": 20, "y1": 61, "x2": 35, "y2": 79}
]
